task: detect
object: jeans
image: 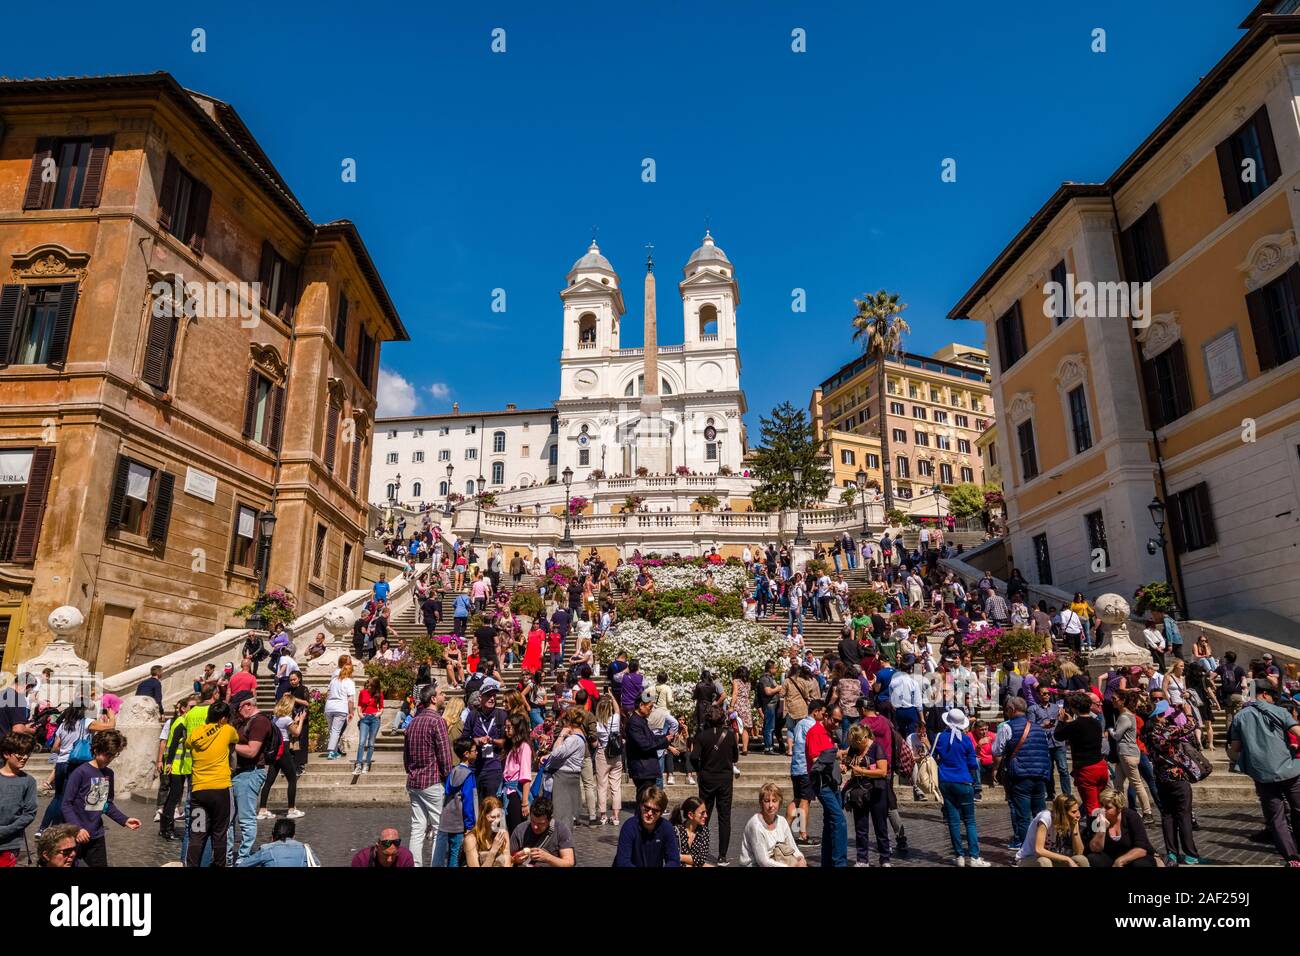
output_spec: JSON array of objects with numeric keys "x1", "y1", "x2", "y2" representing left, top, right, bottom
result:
[
  {"x1": 817, "y1": 784, "x2": 849, "y2": 867},
  {"x1": 1047, "y1": 747, "x2": 1072, "y2": 798},
  {"x1": 939, "y1": 780, "x2": 980, "y2": 859},
  {"x1": 39, "y1": 760, "x2": 84, "y2": 831},
  {"x1": 787, "y1": 609, "x2": 804, "y2": 637},
  {"x1": 326, "y1": 711, "x2": 349, "y2": 754},
  {"x1": 227, "y1": 768, "x2": 266, "y2": 864},
  {"x1": 408, "y1": 782, "x2": 445, "y2": 867},
  {"x1": 847, "y1": 551, "x2": 857, "y2": 570},
  {"x1": 1254, "y1": 775, "x2": 1300, "y2": 862},
  {"x1": 431, "y1": 830, "x2": 464, "y2": 867},
  {"x1": 833, "y1": 554, "x2": 842, "y2": 572},
  {"x1": 895, "y1": 707, "x2": 920, "y2": 739},
  {"x1": 763, "y1": 703, "x2": 778, "y2": 751},
  {"x1": 357, "y1": 714, "x2": 381, "y2": 769},
  {"x1": 852, "y1": 787, "x2": 891, "y2": 865},
  {"x1": 1006, "y1": 774, "x2": 1047, "y2": 846}
]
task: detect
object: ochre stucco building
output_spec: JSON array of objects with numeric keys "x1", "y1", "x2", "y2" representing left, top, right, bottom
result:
[{"x1": 0, "y1": 73, "x2": 406, "y2": 675}]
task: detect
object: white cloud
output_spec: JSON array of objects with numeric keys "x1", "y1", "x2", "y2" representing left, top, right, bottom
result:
[
  {"x1": 429, "y1": 382, "x2": 451, "y2": 400},
  {"x1": 376, "y1": 368, "x2": 418, "y2": 417}
]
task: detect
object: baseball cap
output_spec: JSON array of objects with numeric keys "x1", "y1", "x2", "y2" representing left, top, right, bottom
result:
[
  {"x1": 230, "y1": 690, "x2": 256, "y2": 709},
  {"x1": 639, "y1": 689, "x2": 654, "y2": 704}
]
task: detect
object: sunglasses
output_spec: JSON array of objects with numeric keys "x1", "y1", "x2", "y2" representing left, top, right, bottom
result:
[
  {"x1": 640, "y1": 805, "x2": 663, "y2": 815},
  {"x1": 52, "y1": 846, "x2": 77, "y2": 857},
  {"x1": 7, "y1": 753, "x2": 30, "y2": 762},
  {"x1": 378, "y1": 838, "x2": 402, "y2": 848}
]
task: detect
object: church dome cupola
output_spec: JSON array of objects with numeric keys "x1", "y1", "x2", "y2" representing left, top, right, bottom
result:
[
  {"x1": 684, "y1": 230, "x2": 731, "y2": 276},
  {"x1": 568, "y1": 240, "x2": 618, "y2": 285}
]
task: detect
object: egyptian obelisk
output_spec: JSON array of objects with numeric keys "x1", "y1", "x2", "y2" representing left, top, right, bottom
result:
[{"x1": 636, "y1": 246, "x2": 670, "y2": 473}]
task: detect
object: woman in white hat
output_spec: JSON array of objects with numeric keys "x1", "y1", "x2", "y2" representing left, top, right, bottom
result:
[{"x1": 930, "y1": 708, "x2": 989, "y2": 867}]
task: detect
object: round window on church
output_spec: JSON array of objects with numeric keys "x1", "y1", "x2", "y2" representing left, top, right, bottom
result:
[{"x1": 704, "y1": 425, "x2": 717, "y2": 441}]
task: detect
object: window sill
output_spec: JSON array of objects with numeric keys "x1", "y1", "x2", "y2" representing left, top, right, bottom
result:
[
  {"x1": 1178, "y1": 544, "x2": 1220, "y2": 569},
  {"x1": 109, "y1": 529, "x2": 158, "y2": 555},
  {"x1": 229, "y1": 565, "x2": 258, "y2": 583}
]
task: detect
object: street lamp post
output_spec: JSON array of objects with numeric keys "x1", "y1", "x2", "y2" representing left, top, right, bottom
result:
[
  {"x1": 471, "y1": 475, "x2": 486, "y2": 544},
  {"x1": 560, "y1": 466, "x2": 574, "y2": 547},
  {"x1": 1146, "y1": 496, "x2": 1186, "y2": 618},
  {"x1": 857, "y1": 467, "x2": 869, "y2": 536},
  {"x1": 444, "y1": 463, "x2": 454, "y2": 515},
  {"x1": 792, "y1": 466, "x2": 808, "y2": 546},
  {"x1": 244, "y1": 509, "x2": 278, "y2": 631}
]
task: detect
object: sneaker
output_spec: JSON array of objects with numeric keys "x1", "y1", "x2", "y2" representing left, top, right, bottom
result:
[
  {"x1": 716, "y1": 859, "x2": 730, "y2": 867},
  {"x1": 1167, "y1": 852, "x2": 1178, "y2": 865},
  {"x1": 853, "y1": 861, "x2": 870, "y2": 867},
  {"x1": 285, "y1": 808, "x2": 305, "y2": 819},
  {"x1": 256, "y1": 808, "x2": 274, "y2": 820},
  {"x1": 1007, "y1": 842, "x2": 1022, "y2": 852},
  {"x1": 326, "y1": 752, "x2": 340, "y2": 760},
  {"x1": 1182, "y1": 855, "x2": 1199, "y2": 865},
  {"x1": 153, "y1": 809, "x2": 163, "y2": 823},
  {"x1": 967, "y1": 857, "x2": 991, "y2": 868},
  {"x1": 666, "y1": 774, "x2": 676, "y2": 785},
  {"x1": 913, "y1": 790, "x2": 925, "y2": 801},
  {"x1": 598, "y1": 816, "x2": 609, "y2": 826},
  {"x1": 954, "y1": 856, "x2": 966, "y2": 867},
  {"x1": 878, "y1": 862, "x2": 893, "y2": 867},
  {"x1": 687, "y1": 774, "x2": 697, "y2": 785},
  {"x1": 733, "y1": 766, "x2": 742, "y2": 777},
  {"x1": 361, "y1": 766, "x2": 370, "y2": 774},
  {"x1": 353, "y1": 765, "x2": 362, "y2": 775}
]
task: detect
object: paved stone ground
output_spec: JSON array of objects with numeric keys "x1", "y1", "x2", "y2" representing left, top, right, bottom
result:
[{"x1": 35, "y1": 795, "x2": 1283, "y2": 867}]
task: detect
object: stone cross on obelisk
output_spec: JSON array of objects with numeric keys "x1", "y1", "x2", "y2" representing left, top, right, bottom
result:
[{"x1": 636, "y1": 243, "x2": 670, "y2": 473}]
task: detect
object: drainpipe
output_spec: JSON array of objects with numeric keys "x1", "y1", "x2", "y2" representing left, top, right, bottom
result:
[{"x1": 1109, "y1": 192, "x2": 1188, "y2": 620}]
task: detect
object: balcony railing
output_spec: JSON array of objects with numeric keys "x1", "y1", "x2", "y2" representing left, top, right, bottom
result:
[
  {"x1": 699, "y1": 333, "x2": 718, "y2": 342},
  {"x1": 577, "y1": 341, "x2": 597, "y2": 350},
  {"x1": 0, "y1": 520, "x2": 17, "y2": 562}
]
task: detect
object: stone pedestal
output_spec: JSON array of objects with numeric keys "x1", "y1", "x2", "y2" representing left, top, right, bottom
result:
[
  {"x1": 790, "y1": 543, "x2": 815, "y2": 575},
  {"x1": 554, "y1": 547, "x2": 579, "y2": 570},
  {"x1": 113, "y1": 694, "x2": 163, "y2": 799},
  {"x1": 1085, "y1": 593, "x2": 1151, "y2": 684},
  {"x1": 308, "y1": 605, "x2": 359, "y2": 678},
  {"x1": 19, "y1": 607, "x2": 94, "y2": 707}
]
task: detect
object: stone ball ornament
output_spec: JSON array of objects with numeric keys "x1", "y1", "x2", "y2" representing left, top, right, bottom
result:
[
  {"x1": 1093, "y1": 593, "x2": 1131, "y2": 627},
  {"x1": 47, "y1": 605, "x2": 85, "y2": 637},
  {"x1": 323, "y1": 604, "x2": 356, "y2": 637}
]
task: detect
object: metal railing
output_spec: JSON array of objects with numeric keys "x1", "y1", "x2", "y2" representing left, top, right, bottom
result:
[{"x1": 0, "y1": 520, "x2": 18, "y2": 563}]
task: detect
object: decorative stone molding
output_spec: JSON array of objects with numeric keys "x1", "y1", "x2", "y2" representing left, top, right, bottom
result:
[
  {"x1": 1053, "y1": 353, "x2": 1087, "y2": 391},
  {"x1": 1136, "y1": 312, "x2": 1182, "y2": 360},
  {"x1": 1007, "y1": 391, "x2": 1035, "y2": 425},
  {"x1": 1238, "y1": 230, "x2": 1298, "y2": 292},
  {"x1": 250, "y1": 343, "x2": 288, "y2": 382},
  {"x1": 10, "y1": 243, "x2": 91, "y2": 284},
  {"x1": 351, "y1": 409, "x2": 370, "y2": 440},
  {"x1": 326, "y1": 377, "x2": 346, "y2": 406}
]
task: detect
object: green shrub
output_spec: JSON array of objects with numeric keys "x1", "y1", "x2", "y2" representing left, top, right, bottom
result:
[
  {"x1": 1134, "y1": 581, "x2": 1176, "y2": 614},
  {"x1": 617, "y1": 586, "x2": 743, "y2": 625},
  {"x1": 509, "y1": 588, "x2": 544, "y2": 618},
  {"x1": 848, "y1": 589, "x2": 886, "y2": 615}
]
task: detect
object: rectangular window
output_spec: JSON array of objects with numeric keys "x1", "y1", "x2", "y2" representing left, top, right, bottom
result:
[
  {"x1": 843, "y1": 419, "x2": 853, "y2": 432},
  {"x1": 955, "y1": 414, "x2": 969, "y2": 429},
  {"x1": 930, "y1": 390, "x2": 941, "y2": 403},
  {"x1": 24, "y1": 136, "x2": 112, "y2": 210},
  {"x1": 439, "y1": 426, "x2": 450, "y2": 436},
  {"x1": 866, "y1": 454, "x2": 880, "y2": 469},
  {"x1": 578, "y1": 448, "x2": 590, "y2": 466},
  {"x1": 521, "y1": 445, "x2": 530, "y2": 457},
  {"x1": 341, "y1": 542, "x2": 353, "y2": 591},
  {"x1": 976, "y1": 418, "x2": 988, "y2": 431},
  {"x1": 1169, "y1": 483, "x2": 1217, "y2": 554},
  {"x1": 0, "y1": 283, "x2": 79, "y2": 368},
  {"x1": 491, "y1": 462, "x2": 505, "y2": 484},
  {"x1": 1017, "y1": 419, "x2": 1039, "y2": 482},
  {"x1": 231, "y1": 503, "x2": 257, "y2": 570},
  {"x1": 908, "y1": 385, "x2": 919, "y2": 399},
  {"x1": 257, "y1": 241, "x2": 298, "y2": 321},
  {"x1": 914, "y1": 431, "x2": 929, "y2": 447},
  {"x1": 957, "y1": 438, "x2": 971, "y2": 454},
  {"x1": 840, "y1": 449, "x2": 855, "y2": 466},
  {"x1": 936, "y1": 435, "x2": 951, "y2": 451},
  {"x1": 386, "y1": 453, "x2": 398, "y2": 465},
  {"x1": 548, "y1": 444, "x2": 558, "y2": 466},
  {"x1": 933, "y1": 411, "x2": 948, "y2": 424},
  {"x1": 242, "y1": 371, "x2": 284, "y2": 450},
  {"x1": 387, "y1": 430, "x2": 398, "y2": 439},
  {"x1": 917, "y1": 459, "x2": 933, "y2": 478},
  {"x1": 106, "y1": 455, "x2": 174, "y2": 549},
  {"x1": 438, "y1": 449, "x2": 450, "y2": 462},
  {"x1": 996, "y1": 302, "x2": 1027, "y2": 370},
  {"x1": 466, "y1": 425, "x2": 477, "y2": 435},
  {"x1": 1216, "y1": 106, "x2": 1282, "y2": 215},
  {"x1": 413, "y1": 428, "x2": 423, "y2": 438},
  {"x1": 940, "y1": 463, "x2": 953, "y2": 484},
  {"x1": 912, "y1": 406, "x2": 927, "y2": 420},
  {"x1": 892, "y1": 429, "x2": 907, "y2": 444},
  {"x1": 988, "y1": 444, "x2": 997, "y2": 466},
  {"x1": 960, "y1": 466, "x2": 974, "y2": 483},
  {"x1": 1141, "y1": 345, "x2": 1194, "y2": 429},
  {"x1": 356, "y1": 327, "x2": 376, "y2": 387},
  {"x1": 465, "y1": 448, "x2": 477, "y2": 460},
  {"x1": 412, "y1": 451, "x2": 424, "y2": 463},
  {"x1": 312, "y1": 524, "x2": 327, "y2": 580},
  {"x1": 1120, "y1": 204, "x2": 1169, "y2": 284},
  {"x1": 1033, "y1": 533, "x2": 1053, "y2": 586},
  {"x1": 1245, "y1": 264, "x2": 1300, "y2": 372},
  {"x1": 889, "y1": 402, "x2": 905, "y2": 416},
  {"x1": 1068, "y1": 385, "x2": 1093, "y2": 452},
  {"x1": 157, "y1": 155, "x2": 212, "y2": 252},
  {"x1": 1050, "y1": 260, "x2": 1071, "y2": 325},
  {"x1": 1, "y1": 446, "x2": 56, "y2": 564},
  {"x1": 1085, "y1": 510, "x2": 1109, "y2": 571},
  {"x1": 493, "y1": 432, "x2": 506, "y2": 453},
  {"x1": 334, "y1": 296, "x2": 349, "y2": 349},
  {"x1": 895, "y1": 457, "x2": 910, "y2": 479}
]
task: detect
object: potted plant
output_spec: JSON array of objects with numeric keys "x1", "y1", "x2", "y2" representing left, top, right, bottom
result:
[
  {"x1": 636, "y1": 466, "x2": 650, "y2": 477},
  {"x1": 675, "y1": 465, "x2": 692, "y2": 476},
  {"x1": 589, "y1": 468, "x2": 606, "y2": 480},
  {"x1": 718, "y1": 464, "x2": 733, "y2": 476},
  {"x1": 695, "y1": 493, "x2": 720, "y2": 512}
]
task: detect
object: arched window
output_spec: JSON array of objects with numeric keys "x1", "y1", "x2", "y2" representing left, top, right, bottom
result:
[
  {"x1": 493, "y1": 430, "x2": 506, "y2": 453},
  {"x1": 412, "y1": 481, "x2": 422, "y2": 497},
  {"x1": 386, "y1": 483, "x2": 397, "y2": 500},
  {"x1": 465, "y1": 479, "x2": 475, "y2": 495},
  {"x1": 491, "y1": 462, "x2": 504, "y2": 485},
  {"x1": 699, "y1": 304, "x2": 718, "y2": 338},
  {"x1": 623, "y1": 374, "x2": 674, "y2": 396},
  {"x1": 550, "y1": 416, "x2": 558, "y2": 434},
  {"x1": 439, "y1": 480, "x2": 449, "y2": 496},
  {"x1": 578, "y1": 312, "x2": 597, "y2": 344}
]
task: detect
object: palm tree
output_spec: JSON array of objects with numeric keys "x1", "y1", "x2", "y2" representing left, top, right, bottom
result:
[{"x1": 851, "y1": 290, "x2": 910, "y2": 513}]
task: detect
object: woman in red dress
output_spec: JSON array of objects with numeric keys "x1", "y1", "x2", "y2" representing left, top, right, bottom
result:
[{"x1": 521, "y1": 619, "x2": 545, "y2": 675}]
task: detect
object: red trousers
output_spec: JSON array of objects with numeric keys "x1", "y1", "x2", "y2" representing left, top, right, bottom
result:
[{"x1": 1073, "y1": 761, "x2": 1110, "y2": 814}]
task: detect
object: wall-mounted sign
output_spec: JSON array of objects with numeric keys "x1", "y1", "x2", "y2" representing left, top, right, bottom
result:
[
  {"x1": 0, "y1": 450, "x2": 32, "y2": 485},
  {"x1": 184, "y1": 467, "x2": 218, "y2": 503},
  {"x1": 1202, "y1": 328, "x2": 1246, "y2": 399}
]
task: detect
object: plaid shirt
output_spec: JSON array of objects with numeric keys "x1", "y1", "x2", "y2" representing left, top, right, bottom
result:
[{"x1": 403, "y1": 708, "x2": 452, "y2": 791}]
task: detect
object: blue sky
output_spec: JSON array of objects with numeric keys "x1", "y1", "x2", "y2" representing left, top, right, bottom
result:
[{"x1": 4, "y1": 0, "x2": 1248, "y2": 431}]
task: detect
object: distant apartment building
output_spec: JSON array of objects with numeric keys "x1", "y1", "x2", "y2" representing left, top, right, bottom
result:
[
  {"x1": 811, "y1": 344, "x2": 992, "y2": 500},
  {"x1": 0, "y1": 73, "x2": 406, "y2": 675},
  {"x1": 371, "y1": 403, "x2": 558, "y2": 508},
  {"x1": 948, "y1": 4, "x2": 1300, "y2": 624}
]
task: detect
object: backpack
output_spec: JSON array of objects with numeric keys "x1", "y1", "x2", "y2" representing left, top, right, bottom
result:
[
  {"x1": 603, "y1": 716, "x2": 624, "y2": 760},
  {"x1": 892, "y1": 728, "x2": 915, "y2": 777},
  {"x1": 256, "y1": 713, "x2": 284, "y2": 764}
]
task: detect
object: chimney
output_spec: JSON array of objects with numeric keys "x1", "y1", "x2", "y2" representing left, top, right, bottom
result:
[
  {"x1": 506, "y1": 403, "x2": 517, "y2": 411},
  {"x1": 452, "y1": 402, "x2": 459, "y2": 414}
]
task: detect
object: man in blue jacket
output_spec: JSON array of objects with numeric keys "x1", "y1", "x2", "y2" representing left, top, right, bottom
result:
[
  {"x1": 239, "y1": 818, "x2": 319, "y2": 867},
  {"x1": 613, "y1": 785, "x2": 680, "y2": 867},
  {"x1": 625, "y1": 691, "x2": 673, "y2": 801},
  {"x1": 992, "y1": 696, "x2": 1051, "y2": 851}
]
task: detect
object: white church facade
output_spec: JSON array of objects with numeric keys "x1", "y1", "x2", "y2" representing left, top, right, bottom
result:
[{"x1": 370, "y1": 232, "x2": 749, "y2": 507}]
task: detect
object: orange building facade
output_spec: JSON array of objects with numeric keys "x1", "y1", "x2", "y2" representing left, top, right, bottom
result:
[
  {"x1": 950, "y1": 7, "x2": 1300, "y2": 624},
  {"x1": 0, "y1": 74, "x2": 406, "y2": 675}
]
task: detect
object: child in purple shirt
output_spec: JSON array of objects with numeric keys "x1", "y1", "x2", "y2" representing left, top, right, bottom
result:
[{"x1": 60, "y1": 730, "x2": 141, "y2": 867}]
